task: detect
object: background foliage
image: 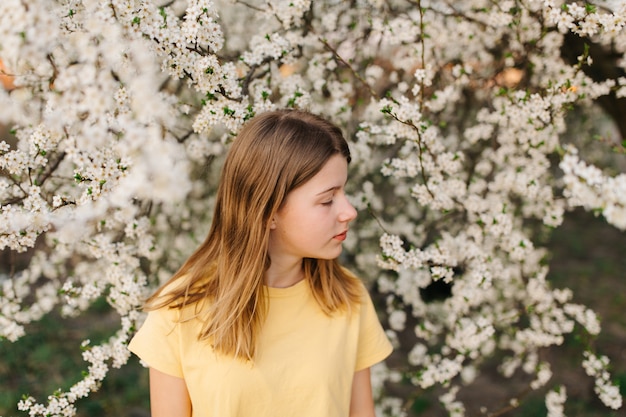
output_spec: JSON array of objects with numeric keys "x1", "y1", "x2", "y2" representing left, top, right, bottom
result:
[{"x1": 1, "y1": 1, "x2": 625, "y2": 416}]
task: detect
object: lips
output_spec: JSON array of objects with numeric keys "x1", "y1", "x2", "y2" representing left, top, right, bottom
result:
[{"x1": 333, "y1": 231, "x2": 347, "y2": 241}]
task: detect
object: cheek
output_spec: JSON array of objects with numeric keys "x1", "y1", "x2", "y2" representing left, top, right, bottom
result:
[
  {"x1": 295, "y1": 212, "x2": 320, "y2": 229},
  {"x1": 289, "y1": 211, "x2": 326, "y2": 234},
  {"x1": 277, "y1": 206, "x2": 311, "y2": 230}
]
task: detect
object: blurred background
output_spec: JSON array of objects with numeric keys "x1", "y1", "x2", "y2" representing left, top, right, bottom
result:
[{"x1": 1, "y1": 166, "x2": 624, "y2": 417}]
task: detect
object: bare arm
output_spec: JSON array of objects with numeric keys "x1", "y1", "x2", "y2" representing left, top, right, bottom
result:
[
  {"x1": 149, "y1": 367, "x2": 192, "y2": 417},
  {"x1": 349, "y1": 367, "x2": 376, "y2": 417}
]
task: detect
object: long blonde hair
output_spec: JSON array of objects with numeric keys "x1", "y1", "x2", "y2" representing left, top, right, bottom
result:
[{"x1": 144, "y1": 109, "x2": 362, "y2": 360}]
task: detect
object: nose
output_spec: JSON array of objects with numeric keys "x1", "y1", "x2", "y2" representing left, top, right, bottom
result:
[{"x1": 338, "y1": 194, "x2": 357, "y2": 223}]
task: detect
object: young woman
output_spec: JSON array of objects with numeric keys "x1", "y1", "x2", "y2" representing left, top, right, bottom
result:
[{"x1": 128, "y1": 109, "x2": 392, "y2": 417}]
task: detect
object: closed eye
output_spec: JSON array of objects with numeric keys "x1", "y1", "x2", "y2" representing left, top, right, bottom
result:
[{"x1": 321, "y1": 200, "x2": 333, "y2": 206}]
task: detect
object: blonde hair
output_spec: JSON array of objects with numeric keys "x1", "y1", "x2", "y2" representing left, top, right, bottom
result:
[{"x1": 144, "y1": 109, "x2": 362, "y2": 360}]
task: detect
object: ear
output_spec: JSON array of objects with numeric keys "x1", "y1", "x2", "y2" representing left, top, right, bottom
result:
[{"x1": 269, "y1": 217, "x2": 277, "y2": 230}]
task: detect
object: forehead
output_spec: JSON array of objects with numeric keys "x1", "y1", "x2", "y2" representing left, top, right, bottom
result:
[
  {"x1": 308, "y1": 154, "x2": 348, "y2": 186},
  {"x1": 287, "y1": 155, "x2": 348, "y2": 197}
]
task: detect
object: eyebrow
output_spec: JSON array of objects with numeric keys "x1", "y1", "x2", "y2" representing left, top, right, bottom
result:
[{"x1": 316, "y1": 186, "x2": 341, "y2": 196}]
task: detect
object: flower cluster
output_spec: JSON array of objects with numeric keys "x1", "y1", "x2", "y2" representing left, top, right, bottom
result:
[
  {"x1": 1, "y1": 0, "x2": 625, "y2": 416},
  {"x1": 560, "y1": 145, "x2": 626, "y2": 230},
  {"x1": 545, "y1": 386, "x2": 567, "y2": 417},
  {"x1": 582, "y1": 351, "x2": 623, "y2": 409}
]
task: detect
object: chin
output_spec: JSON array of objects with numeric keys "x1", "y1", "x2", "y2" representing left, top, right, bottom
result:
[{"x1": 321, "y1": 249, "x2": 343, "y2": 260}]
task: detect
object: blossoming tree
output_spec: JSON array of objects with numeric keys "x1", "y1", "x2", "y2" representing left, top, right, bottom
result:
[{"x1": 1, "y1": 0, "x2": 625, "y2": 416}]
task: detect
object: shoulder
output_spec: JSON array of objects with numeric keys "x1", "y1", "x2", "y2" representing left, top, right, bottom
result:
[{"x1": 146, "y1": 273, "x2": 211, "y2": 309}]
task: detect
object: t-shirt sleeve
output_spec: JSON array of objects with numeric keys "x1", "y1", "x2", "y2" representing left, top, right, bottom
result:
[
  {"x1": 128, "y1": 306, "x2": 184, "y2": 378},
  {"x1": 354, "y1": 284, "x2": 393, "y2": 371}
]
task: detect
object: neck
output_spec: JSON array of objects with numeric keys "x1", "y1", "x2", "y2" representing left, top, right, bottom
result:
[{"x1": 265, "y1": 258, "x2": 304, "y2": 288}]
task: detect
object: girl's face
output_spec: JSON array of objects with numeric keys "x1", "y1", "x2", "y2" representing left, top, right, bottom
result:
[{"x1": 269, "y1": 154, "x2": 357, "y2": 263}]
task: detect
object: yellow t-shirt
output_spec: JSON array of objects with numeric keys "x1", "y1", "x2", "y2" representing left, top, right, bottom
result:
[{"x1": 128, "y1": 278, "x2": 392, "y2": 417}]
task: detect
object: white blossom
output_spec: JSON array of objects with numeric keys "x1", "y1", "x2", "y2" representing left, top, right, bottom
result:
[{"x1": 1, "y1": 0, "x2": 625, "y2": 415}]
